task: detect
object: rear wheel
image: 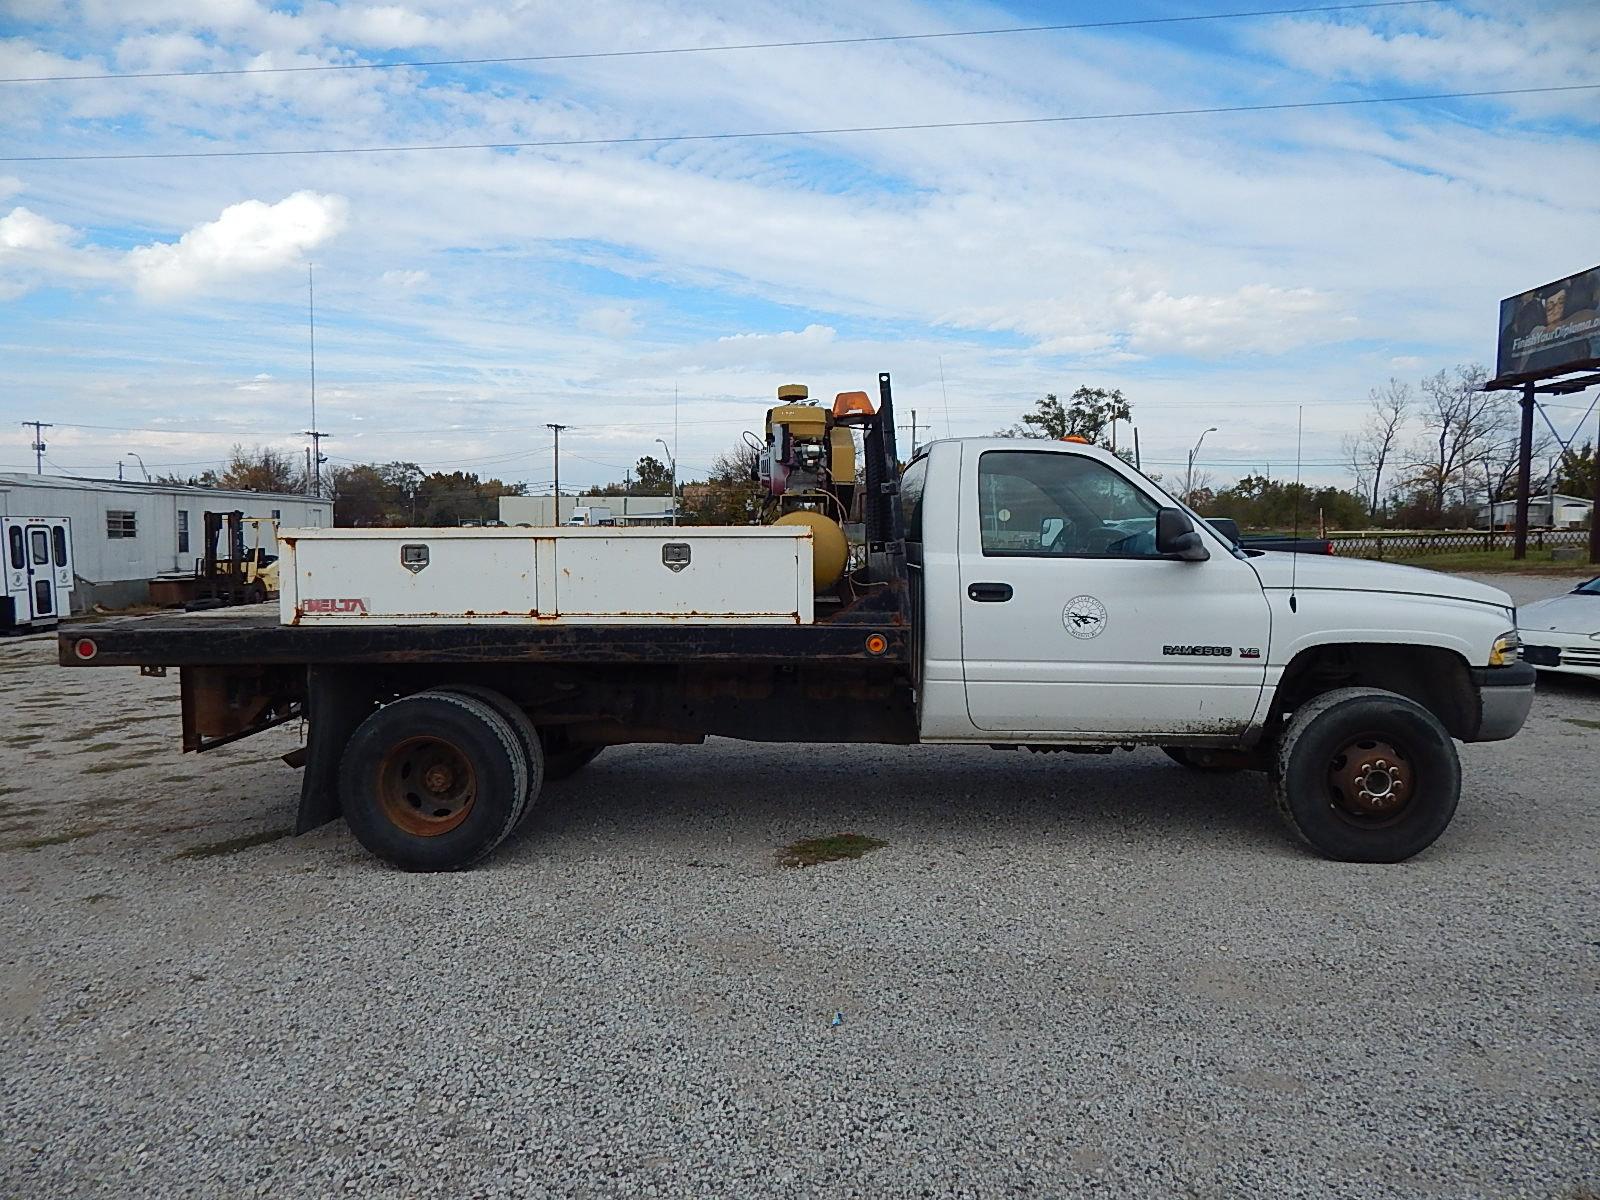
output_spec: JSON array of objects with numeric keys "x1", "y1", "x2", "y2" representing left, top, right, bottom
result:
[
  {"x1": 340, "y1": 691, "x2": 530, "y2": 871},
  {"x1": 434, "y1": 685, "x2": 546, "y2": 835},
  {"x1": 1272, "y1": 687, "x2": 1459, "y2": 863}
]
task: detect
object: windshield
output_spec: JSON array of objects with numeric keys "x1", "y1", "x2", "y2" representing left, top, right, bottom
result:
[{"x1": 1575, "y1": 577, "x2": 1600, "y2": 595}]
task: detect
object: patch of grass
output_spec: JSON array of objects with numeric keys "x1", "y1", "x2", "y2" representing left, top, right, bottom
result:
[
  {"x1": 1370, "y1": 547, "x2": 1597, "y2": 574},
  {"x1": 171, "y1": 828, "x2": 291, "y2": 860},
  {"x1": 778, "y1": 832, "x2": 887, "y2": 868},
  {"x1": 5, "y1": 827, "x2": 98, "y2": 851},
  {"x1": 1563, "y1": 717, "x2": 1600, "y2": 731}
]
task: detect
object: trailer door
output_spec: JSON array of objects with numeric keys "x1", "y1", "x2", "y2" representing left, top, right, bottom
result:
[
  {"x1": 51, "y1": 519, "x2": 73, "y2": 593},
  {"x1": 4, "y1": 522, "x2": 26, "y2": 618},
  {"x1": 26, "y1": 525, "x2": 56, "y2": 620}
]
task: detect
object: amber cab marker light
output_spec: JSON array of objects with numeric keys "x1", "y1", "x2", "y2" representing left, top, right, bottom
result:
[
  {"x1": 74, "y1": 638, "x2": 98, "y2": 660},
  {"x1": 865, "y1": 633, "x2": 888, "y2": 656}
]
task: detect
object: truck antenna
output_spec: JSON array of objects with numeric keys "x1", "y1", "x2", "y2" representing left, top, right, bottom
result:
[{"x1": 1290, "y1": 406, "x2": 1303, "y2": 614}]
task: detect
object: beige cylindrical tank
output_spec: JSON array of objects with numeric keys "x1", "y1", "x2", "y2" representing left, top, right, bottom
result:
[{"x1": 773, "y1": 510, "x2": 848, "y2": 590}]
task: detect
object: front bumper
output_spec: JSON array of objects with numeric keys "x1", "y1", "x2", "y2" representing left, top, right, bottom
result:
[
  {"x1": 1522, "y1": 639, "x2": 1600, "y2": 680},
  {"x1": 1468, "y1": 663, "x2": 1537, "y2": 742}
]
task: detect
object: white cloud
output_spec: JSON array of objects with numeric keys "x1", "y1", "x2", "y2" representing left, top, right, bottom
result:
[
  {"x1": 380, "y1": 268, "x2": 430, "y2": 290},
  {"x1": 579, "y1": 304, "x2": 639, "y2": 338},
  {"x1": 126, "y1": 191, "x2": 349, "y2": 296},
  {"x1": 0, "y1": 206, "x2": 75, "y2": 255}
]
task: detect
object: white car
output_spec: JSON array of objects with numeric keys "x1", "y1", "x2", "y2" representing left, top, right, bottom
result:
[{"x1": 1519, "y1": 576, "x2": 1600, "y2": 680}]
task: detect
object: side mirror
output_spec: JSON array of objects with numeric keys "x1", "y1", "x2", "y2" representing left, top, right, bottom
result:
[
  {"x1": 1155, "y1": 507, "x2": 1210, "y2": 561},
  {"x1": 1040, "y1": 517, "x2": 1065, "y2": 548},
  {"x1": 1206, "y1": 516, "x2": 1241, "y2": 547}
]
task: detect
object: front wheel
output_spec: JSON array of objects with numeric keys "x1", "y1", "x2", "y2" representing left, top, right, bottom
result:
[{"x1": 1272, "y1": 687, "x2": 1460, "y2": 863}]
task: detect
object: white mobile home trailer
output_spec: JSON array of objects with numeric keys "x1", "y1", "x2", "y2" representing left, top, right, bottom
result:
[{"x1": 0, "y1": 474, "x2": 331, "y2": 610}]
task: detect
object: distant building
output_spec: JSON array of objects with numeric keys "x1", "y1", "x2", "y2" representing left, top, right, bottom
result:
[
  {"x1": 0, "y1": 472, "x2": 331, "y2": 609},
  {"x1": 1475, "y1": 493, "x2": 1593, "y2": 530},
  {"x1": 499, "y1": 494, "x2": 676, "y2": 526}
]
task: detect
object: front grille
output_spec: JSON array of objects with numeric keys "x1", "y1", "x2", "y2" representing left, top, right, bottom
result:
[
  {"x1": 1563, "y1": 647, "x2": 1600, "y2": 668},
  {"x1": 1523, "y1": 644, "x2": 1561, "y2": 667}
]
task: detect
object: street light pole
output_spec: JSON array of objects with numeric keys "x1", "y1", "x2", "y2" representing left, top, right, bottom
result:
[
  {"x1": 124, "y1": 452, "x2": 148, "y2": 481},
  {"x1": 655, "y1": 438, "x2": 677, "y2": 526},
  {"x1": 1186, "y1": 426, "x2": 1218, "y2": 503}
]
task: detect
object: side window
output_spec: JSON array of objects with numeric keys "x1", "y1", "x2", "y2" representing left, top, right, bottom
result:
[
  {"x1": 29, "y1": 528, "x2": 50, "y2": 565},
  {"x1": 106, "y1": 510, "x2": 138, "y2": 539},
  {"x1": 978, "y1": 450, "x2": 1162, "y2": 558},
  {"x1": 7, "y1": 527, "x2": 22, "y2": 570},
  {"x1": 52, "y1": 526, "x2": 67, "y2": 567},
  {"x1": 177, "y1": 510, "x2": 190, "y2": 554},
  {"x1": 900, "y1": 457, "x2": 928, "y2": 543}
]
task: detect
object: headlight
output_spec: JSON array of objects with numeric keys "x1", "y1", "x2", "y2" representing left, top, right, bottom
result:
[{"x1": 1489, "y1": 630, "x2": 1522, "y2": 667}]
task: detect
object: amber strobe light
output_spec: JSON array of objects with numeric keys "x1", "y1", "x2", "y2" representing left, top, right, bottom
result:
[{"x1": 865, "y1": 633, "x2": 888, "y2": 655}]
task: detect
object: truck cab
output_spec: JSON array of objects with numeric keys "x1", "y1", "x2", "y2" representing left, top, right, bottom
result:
[{"x1": 903, "y1": 438, "x2": 1529, "y2": 752}]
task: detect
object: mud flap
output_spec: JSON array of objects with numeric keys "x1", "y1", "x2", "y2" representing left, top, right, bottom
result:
[{"x1": 295, "y1": 666, "x2": 378, "y2": 834}]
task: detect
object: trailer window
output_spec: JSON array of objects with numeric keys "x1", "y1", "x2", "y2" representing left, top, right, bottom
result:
[
  {"x1": 106, "y1": 510, "x2": 138, "y2": 539},
  {"x1": 29, "y1": 527, "x2": 50, "y2": 565},
  {"x1": 7, "y1": 527, "x2": 21, "y2": 570},
  {"x1": 177, "y1": 510, "x2": 189, "y2": 554},
  {"x1": 52, "y1": 525, "x2": 67, "y2": 567}
]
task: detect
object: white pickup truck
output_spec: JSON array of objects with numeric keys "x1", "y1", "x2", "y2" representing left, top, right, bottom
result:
[{"x1": 60, "y1": 375, "x2": 1534, "y2": 871}]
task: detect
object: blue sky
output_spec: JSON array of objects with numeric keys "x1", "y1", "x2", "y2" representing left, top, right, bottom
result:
[{"x1": 1, "y1": 0, "x2": 1596, "y2": 491}]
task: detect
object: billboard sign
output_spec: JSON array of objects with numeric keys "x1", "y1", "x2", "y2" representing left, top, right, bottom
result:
[{"x1": 1495, "y1": 265, "x2": 1600, "y2": 384}]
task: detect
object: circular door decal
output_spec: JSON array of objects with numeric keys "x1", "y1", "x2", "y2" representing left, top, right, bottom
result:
[{"x1": 1063, "y1": 594, "x2": 1108, "y2": 639}]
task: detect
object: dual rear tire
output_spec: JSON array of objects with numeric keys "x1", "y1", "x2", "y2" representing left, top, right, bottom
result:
[{"x1": 340, "y1": 689, "x2": 544, "y2": 871}]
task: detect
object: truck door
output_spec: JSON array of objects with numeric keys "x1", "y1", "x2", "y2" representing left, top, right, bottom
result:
[
  {"x1": 25, "y1": 524, "x2": 56, "y2": 621},
  {"x1": 958, "y1": 446, "x2": 1270, "y2": 736}
]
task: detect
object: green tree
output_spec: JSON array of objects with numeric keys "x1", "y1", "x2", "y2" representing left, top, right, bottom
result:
[
  {"x1": 633, "y1": 454, "x2": 673, "y2": 495},
  {"x1": 1558, "y1": 441, "x2": 1594, "y2": 499},
  {"x1": 1207, "y1": 475, "x2": 1370, "y2": 531},
  {"x1": 414, "y1": 471, "x2": 526, "y2": 526},
  {"x1": 1000, "y1": 387, "x2": 1132, "y2": 452}
]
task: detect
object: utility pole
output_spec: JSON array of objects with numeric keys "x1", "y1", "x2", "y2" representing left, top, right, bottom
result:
[
  {"x1": 21, "y1": 421, "x2": 51, "y2": 474},
  {"x1": 303, "y1": 264, "x2": 327, "y2": 499},
  {"x1": 909, "y1": 409, "x2": 918, "y2": 458},
  {"x1": 546, "y1": 423, "x2": 569, "y2": 524},
  {"x1": 1513, "y1": 382, "x2": 1535, "y2": 560}
]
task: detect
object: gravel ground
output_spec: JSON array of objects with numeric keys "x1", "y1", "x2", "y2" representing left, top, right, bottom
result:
[{"x1": 2, "y1": 574, "x2": 1597, "y2": 1199}]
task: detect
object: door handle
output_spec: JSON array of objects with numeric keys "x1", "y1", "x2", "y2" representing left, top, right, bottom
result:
[{"x1": 967, "y1": 582, "x2": 1013, "y2": 602}]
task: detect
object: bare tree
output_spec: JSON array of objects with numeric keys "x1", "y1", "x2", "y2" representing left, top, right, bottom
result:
[
  {"x1": 1405, "y1": 365, "x2": 1499, "y2": 521},
  {"x1": 1342, "y1": 380, "x2": 1409, "y2": 520}
]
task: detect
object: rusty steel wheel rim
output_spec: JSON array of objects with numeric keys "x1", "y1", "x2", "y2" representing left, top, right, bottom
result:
[
  {"x1": 377, "y1": 735, "x2": 477, "y2": 837},
  {"x1": 1327, "y1": 736, "x2": 1415, "y2": 827}
]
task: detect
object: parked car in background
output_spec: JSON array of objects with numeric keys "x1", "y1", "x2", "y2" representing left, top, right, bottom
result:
[
  {"x1": 1518, "y1": 576, "x2": 1600, "y2": 681},
  {"x1": 1205, "y1": 517, "x2": 1335, "y2": 556}
]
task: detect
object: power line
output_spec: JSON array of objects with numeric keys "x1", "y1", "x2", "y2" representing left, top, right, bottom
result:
[
  {"x1": 0, "y1": 2, "x2": 1451, "y2": 85},
  {"x1": 4, "y1": 83, "x2": 1591, "y2": 164}
]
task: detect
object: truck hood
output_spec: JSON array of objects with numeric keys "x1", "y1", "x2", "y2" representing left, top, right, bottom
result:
[{"x1": 1245, "y1": 551, "x2": 1513, "y2": 611}]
